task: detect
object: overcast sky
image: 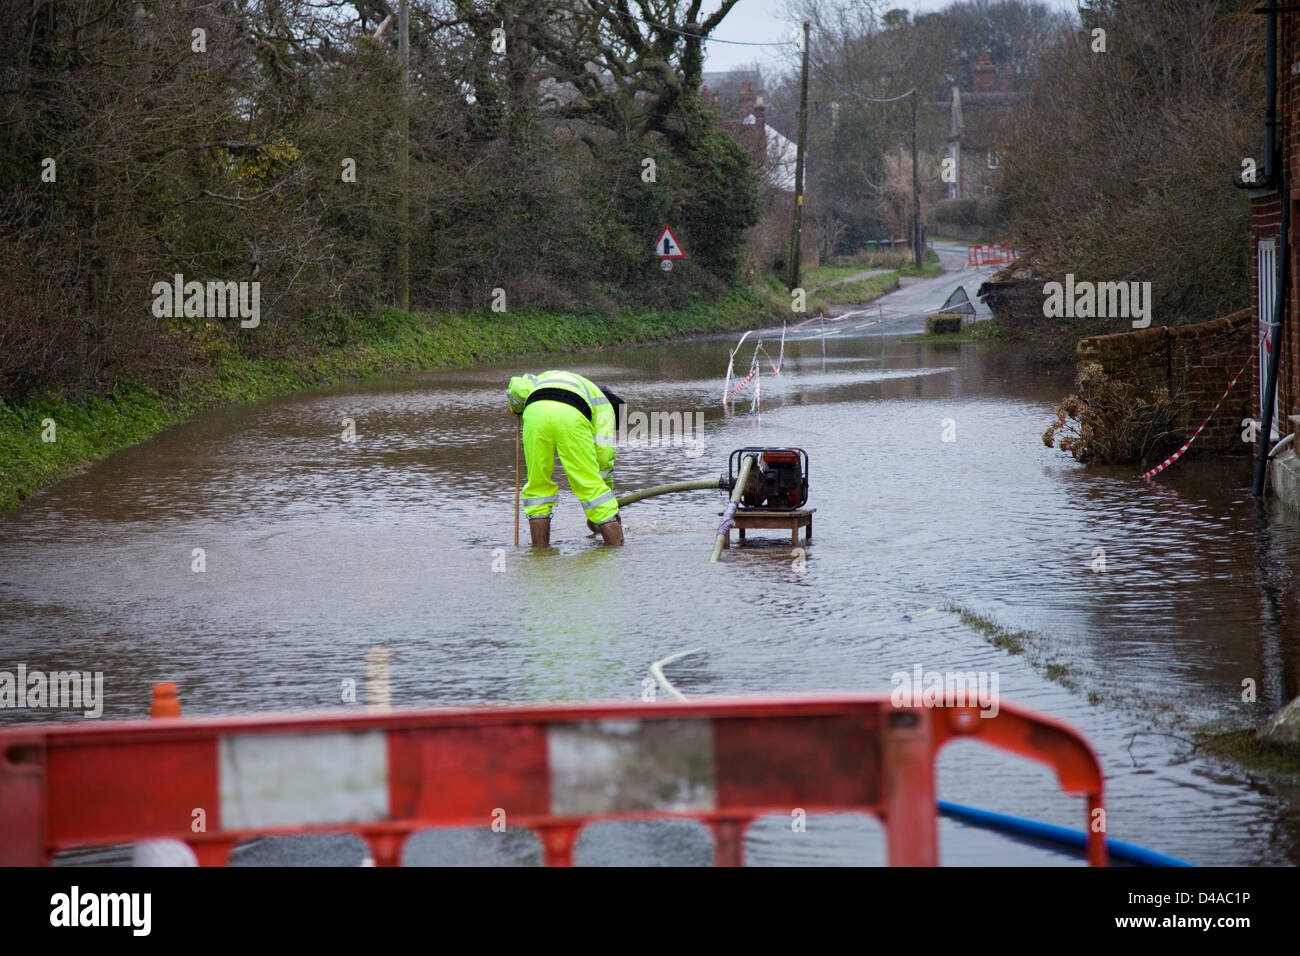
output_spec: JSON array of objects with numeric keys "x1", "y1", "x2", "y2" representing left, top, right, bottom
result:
[{"x1": 702, "y1": 0, "x2": 1081, "y2": 75}]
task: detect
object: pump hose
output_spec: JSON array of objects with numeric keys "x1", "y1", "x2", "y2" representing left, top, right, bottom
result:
[{"x1": 615, "y1": 478, "x2": 725, "y2": 509}]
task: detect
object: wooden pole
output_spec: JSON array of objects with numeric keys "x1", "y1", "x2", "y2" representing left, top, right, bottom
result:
[
  {"x1": 911, "y1": 91, "x2": 922, "y2": 269},
  {"x1": 514, "y1": 416, "x2": 521, "y2": 547},
  {"x1": 788, "y1": 20, "x2": 810, "y2": 291},
  {"x1": 397, "y1": 0, "x2": 410, "y2": 311}
]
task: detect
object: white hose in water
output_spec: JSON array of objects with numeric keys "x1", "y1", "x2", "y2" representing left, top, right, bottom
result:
[
  {"x1": 649, "y1": 647, "x2": 705, "y2": 701},
  {"x1": 650, "y1": 607, "x2": 935, "y2": 700}
]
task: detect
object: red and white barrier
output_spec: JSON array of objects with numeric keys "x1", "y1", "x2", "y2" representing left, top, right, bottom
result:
[
  {"x1": 967, "y1": 244, "x2": 1019, "y2": 267},
  {"x1": 0, "y1": 693, "x2": 1107, "y2": 866}
]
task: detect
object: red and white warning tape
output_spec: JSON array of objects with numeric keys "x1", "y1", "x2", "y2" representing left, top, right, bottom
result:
[
  {"x1": 1140, "y1": 352, "x2": 1256, "y2": 481},
  {"x1": 727, "y1": 364, "x2": 758, "y2": 402},
  {"x1": 724, "y1": 325, "x2": 787, "y2": 414}
]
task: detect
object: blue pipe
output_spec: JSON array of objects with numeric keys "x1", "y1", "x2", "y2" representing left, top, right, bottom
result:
[{"x1": 937, "y1": 800, "x2": 1195, "y2": 867}]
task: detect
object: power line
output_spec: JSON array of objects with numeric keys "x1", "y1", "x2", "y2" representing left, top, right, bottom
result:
[
  {"x1": 810, "y1": 58, "x2": 914, "y2": 103},
  {"x1": 586, "y1": 1, "x2": 794, "y2": 47}
]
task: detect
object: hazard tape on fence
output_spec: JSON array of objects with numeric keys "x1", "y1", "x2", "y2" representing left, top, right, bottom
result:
[
  {"x1": 722, "y1": 330, "x2": 751, "y2": 407},
  {"x1": 726, "y1": 365, "x2": 758, "y2": 403},
  {"x1": 1140, "y1": 351, "x2": 1257, "y2": 481},
  {"x1": 724, "y1": 325, "x2": 786, "y2": 414}
]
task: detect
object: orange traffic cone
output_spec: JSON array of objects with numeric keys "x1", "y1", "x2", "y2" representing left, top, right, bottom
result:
[{"x1": 150, "y1": 682, "x2": 181, "y2": 718}]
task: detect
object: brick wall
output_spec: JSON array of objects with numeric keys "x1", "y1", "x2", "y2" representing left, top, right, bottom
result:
[{"x1": 1077, "y1": 309, "x2": 1256, "y2": 456}]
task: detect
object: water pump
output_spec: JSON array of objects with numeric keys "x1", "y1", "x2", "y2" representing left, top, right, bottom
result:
[{"x1": 726, "y1": 447, "x2": 809, "y2": 510}]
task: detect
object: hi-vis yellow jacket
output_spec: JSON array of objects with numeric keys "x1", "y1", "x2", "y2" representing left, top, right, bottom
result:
[{"x1": 507, "y1": 370, "x2": 618, "y2": 522}]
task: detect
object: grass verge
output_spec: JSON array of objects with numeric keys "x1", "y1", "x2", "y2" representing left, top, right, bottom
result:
[
  {"x1": 949, "y1": 603, "x2": 1081, "y2": 692},
  {"x1": 757, "y1": 258, "x2": 946, "y2": 317},
  {"x1": 814, "y1": 273, "x2": 902, "y2": 307},
  {"x1": 1196, "y1": 728, "x2": 1300, "y2": 778},
  {"x1": 903, "y1": 318, "x2": 1000, "y2": 344},
  {"x1": 928, "y1": 233, "x2": 994, "y2": 246}
]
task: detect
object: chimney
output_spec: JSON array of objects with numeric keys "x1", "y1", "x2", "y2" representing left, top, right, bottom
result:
[
  {"x1": 754, "y1": 91, "x2": 766, "y2": 129},
  {"x1": 973, "y1": 52, "x2": 995, "y2": 93},
  {"x1": 738, "y1": 81, "x2": 756, "y2": 120},
  {"x1": 997, "y1": 64, "x2": 1013, "y2": 93}
]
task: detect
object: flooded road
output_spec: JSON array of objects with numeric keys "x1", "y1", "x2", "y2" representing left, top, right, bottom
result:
[{"x1": 3, "y1": 276, "x2": 1300, "y2": 865}]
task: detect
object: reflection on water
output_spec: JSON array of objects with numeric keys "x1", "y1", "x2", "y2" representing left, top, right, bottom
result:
[{"x1": 2, "y1": 328, "x2": 1298, "y2": 865}]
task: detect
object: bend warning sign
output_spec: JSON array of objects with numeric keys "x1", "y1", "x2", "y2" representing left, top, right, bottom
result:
[{"x1": 655, "y1": 226, "x2": 686, "y2": 259}]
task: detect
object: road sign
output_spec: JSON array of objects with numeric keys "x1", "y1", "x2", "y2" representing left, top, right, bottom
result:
[
  {"x1": 661, "y1": 259, "x2": 673, "y2": 272},
  {"x1": 940, "y1": 285, "x2": 976, "y2": 316},
  {"x1": 655, "y1": 226, "x2": 686, "y2": 259}
]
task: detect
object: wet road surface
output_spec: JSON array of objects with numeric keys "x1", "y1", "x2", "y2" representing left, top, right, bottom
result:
[{"x1": 5, "y1": 262, "x2": 1299, "y2": 866}]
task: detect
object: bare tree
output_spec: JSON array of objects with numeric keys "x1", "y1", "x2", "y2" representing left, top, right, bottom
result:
[{"x1": 998, "y1": 0, "x2": 1260, "y2": 352}]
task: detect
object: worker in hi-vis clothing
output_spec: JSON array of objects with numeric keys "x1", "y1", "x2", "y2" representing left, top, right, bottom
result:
[{"x1": 508, "y1": 370, "x2": 625, "y2": 547}]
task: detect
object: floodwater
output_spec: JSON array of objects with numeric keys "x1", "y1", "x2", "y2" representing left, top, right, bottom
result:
[{"x1": 3, "y1": 295, "x2": 1300, "y2": 866}]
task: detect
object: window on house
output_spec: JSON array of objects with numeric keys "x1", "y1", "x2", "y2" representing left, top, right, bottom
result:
[{"x1": 987, "y1": 150, "x2": 1000, "y2": 169}]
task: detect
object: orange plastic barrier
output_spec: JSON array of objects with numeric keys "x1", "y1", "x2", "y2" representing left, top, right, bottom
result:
[
  {"x1": 968, "y1": 244, "x2": 1019, "y2": 266},
  {"x1": 0, "y1": 693, "x2": 1105, "y2": 866}
]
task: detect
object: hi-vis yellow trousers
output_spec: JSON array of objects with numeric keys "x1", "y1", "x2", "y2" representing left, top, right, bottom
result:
[{"x1": 521, "y1": 400, "x2": 619, "y2": 524}]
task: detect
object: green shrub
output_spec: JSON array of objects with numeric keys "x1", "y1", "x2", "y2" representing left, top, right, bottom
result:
[{"x1": 1042, "y1": 362, "x2": 1186, "y2": 464}]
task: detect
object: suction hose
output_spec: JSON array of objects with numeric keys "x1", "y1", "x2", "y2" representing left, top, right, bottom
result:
[
  {"x1": 615, "y1": 478, "x2": 725, "y2": 508},
  {"x1": 610, "y1": 464, "x2": 751, "y2": 563}
]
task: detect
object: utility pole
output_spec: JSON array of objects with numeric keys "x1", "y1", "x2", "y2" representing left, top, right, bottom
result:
[
  {"x1": 789, "y1": 19, "x2": 810, "y2": 291},
  {"x1": 396, "y1": 0, "x2": 410, "y2": 311},
  {"x1": 911, "y1": 91, "x2": 921, "y2": 269}
]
